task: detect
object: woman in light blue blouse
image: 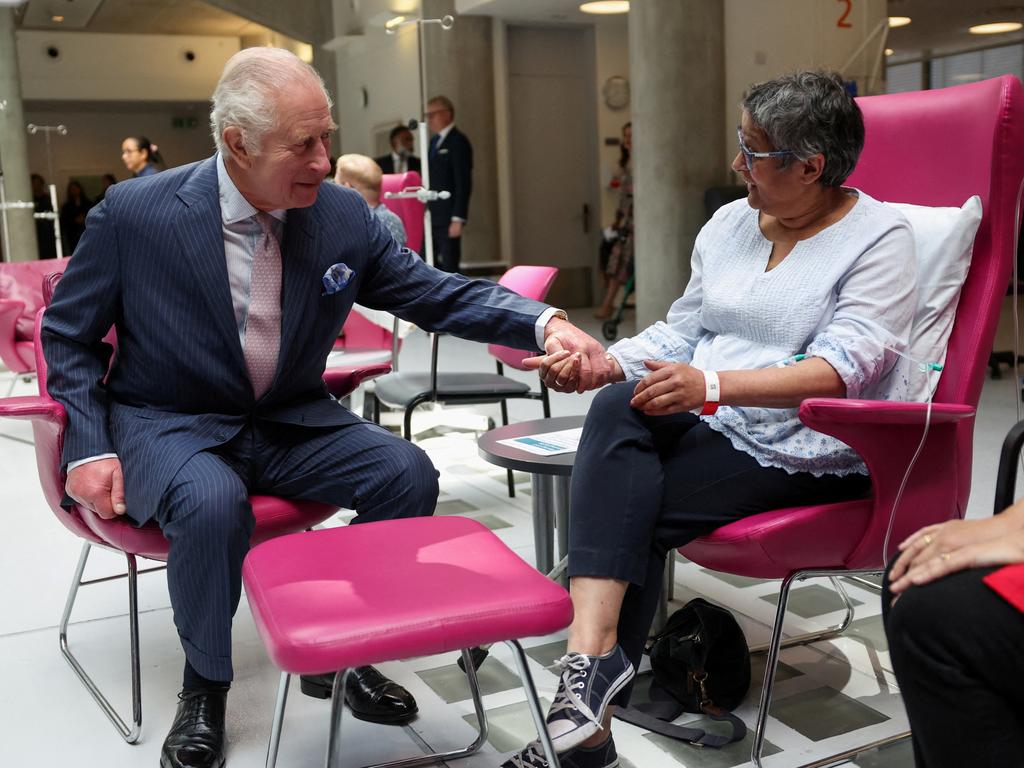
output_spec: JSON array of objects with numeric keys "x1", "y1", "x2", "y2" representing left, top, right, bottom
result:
[{"x1": 506, "y1": 71, "x2": 917, "y2": 768}]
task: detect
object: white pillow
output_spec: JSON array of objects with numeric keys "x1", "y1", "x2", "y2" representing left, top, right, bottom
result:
[{"x1": 886, "y1": 196, "x2": 983, "y2": 401}]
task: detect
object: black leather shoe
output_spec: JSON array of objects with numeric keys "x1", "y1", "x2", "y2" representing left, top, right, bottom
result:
[
  {"x1": 160, "y1": 687, "x2": 228, "y2": 768},
  {"x1": 299, "y1": 666, "x2": 417, "y2": 724}
]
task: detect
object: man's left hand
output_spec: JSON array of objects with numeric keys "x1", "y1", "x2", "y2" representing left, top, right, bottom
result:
[
  {"x1": 523, "y1": 317, "x2": 616, "y2": 393},
  {"x1": 448, "y1": 220, "x2": 464, "y2": 239}
]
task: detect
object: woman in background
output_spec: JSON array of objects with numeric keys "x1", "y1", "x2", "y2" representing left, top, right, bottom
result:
[{"x1": 121, "y1": 135, "x2": 162, "y2": 177}]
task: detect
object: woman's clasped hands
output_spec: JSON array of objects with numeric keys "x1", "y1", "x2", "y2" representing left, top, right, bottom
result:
[
  {"x1": 629, "y1": 360, "x2": 706, "y2": 415},
  {"x1": 888, "y1": 506, "x2": 1024, "y2": 595}
]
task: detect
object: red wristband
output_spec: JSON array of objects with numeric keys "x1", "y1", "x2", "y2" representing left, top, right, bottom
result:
[{"x1": 700, "y1": 370, "x2": 720, "y2": 416}]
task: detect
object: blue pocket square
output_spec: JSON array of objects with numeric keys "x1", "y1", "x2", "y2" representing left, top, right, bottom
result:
[{"x1": 322, "y1": 263, "x2": 355, "y2": 295}]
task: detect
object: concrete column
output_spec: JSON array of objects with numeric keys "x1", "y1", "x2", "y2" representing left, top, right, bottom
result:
[
  {"x1": 629, "y1": 0, "x2": 725, "y2": 328},
  {"x1": 0, "y1": 9, "x2": 39, "y2": 262},
  {"x1": 421, "y1": 0, "x2": 499, "y2": 271}
]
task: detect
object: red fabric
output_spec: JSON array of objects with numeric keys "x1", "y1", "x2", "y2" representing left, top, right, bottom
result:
[{"x1": 983, "y1": 564, "x2": 1024, "y2": 614}]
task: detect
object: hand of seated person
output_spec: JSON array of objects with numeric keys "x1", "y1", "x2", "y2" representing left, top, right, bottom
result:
[
  {"x1": 629, "y1": 360, "x2": 706, "y2": 416},
  {"x1": 66, "y1": 457, "x2": 127, "y2": 520},
  {"x1": 889, "y1": 507, "x2": 1024, "y2": 594},
  {"x1": 524, "y1": 317, "x2": 619, "y2": 393}
]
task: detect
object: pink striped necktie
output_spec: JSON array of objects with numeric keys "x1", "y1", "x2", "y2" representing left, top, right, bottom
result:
[{"x1": 244, "y1": 212, "x2": 282, "y2": 399}]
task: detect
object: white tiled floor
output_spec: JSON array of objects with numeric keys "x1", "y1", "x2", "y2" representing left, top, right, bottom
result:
[{"x1": 1, "y1": 309, "x2": 1021, "y2": 767}]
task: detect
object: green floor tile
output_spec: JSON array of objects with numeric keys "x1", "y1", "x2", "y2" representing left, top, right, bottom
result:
[
  {"x1": 462, "y1": 697, "x2": 552, "y2": 753},
  {"x1": 760, "y1": 584, "x2": 864, "y2": 619},
  {"x1": 851, "y1": 736, "x2": 915, "y2": 767},
  {"x1": 468, "y1": 513, "x2": 512, "y2": 530},
  {"x1": 847, "y1": 614, "x2": 888, "y2": 652},
  {"x1": 748, "y1": 654, "x2": 803, "y2": 685},
  {"x1": 645, "y1": 719, "x2": 782, "y2": 767},
  {"x1": 770, "y1": 686, "x2": 889, "y2": 742},
  {"x1": 700, "y1": 568, "x2": 767, "y2": 589},
  {"x1": 417, "y1": 657, "x2": 521, "y2": 703},
  {"x1": 434, "y1": 498, "x2": 479, "y2": 516},
  {"x1": 524, "y1": 639, "x2": 567, "y2": 669}
]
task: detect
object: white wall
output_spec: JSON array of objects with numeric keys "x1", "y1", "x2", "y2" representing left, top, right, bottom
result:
[
  {"x1": 724, "y1": 0, "x2": 888, "y2": 169},
  {"x1": 328, "y1": 0, "x2": 423, "y2": 157},
  {"x1": 16, "y1": 30, "x2": 239, "y2": 102}
]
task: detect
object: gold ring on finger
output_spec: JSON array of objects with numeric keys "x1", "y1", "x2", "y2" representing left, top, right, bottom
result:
[
  {"x1": 939, "y1": 552, "x2": 950, "y2": 562},
  {"x1": 922, "y1": 534, "x2": 933, "y2": 547}
]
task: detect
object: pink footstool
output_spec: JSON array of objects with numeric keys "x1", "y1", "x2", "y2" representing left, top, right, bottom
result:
[{"x1": 243, "y1": 515, "x2": 573, "y2": 768}]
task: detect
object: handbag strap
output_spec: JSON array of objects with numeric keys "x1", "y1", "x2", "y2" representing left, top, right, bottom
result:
[{"x1": 613, "y1": 678, "x2": 747, "y2": 749}]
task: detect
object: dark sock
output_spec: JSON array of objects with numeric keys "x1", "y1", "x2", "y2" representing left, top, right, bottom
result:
[{"x1": 183, "y1": 659, "x2": 229, "y2": 691}]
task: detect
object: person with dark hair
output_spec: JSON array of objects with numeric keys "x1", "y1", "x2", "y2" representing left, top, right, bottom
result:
[
  {"x1": 883, "y1": 500, "x2": 1024, "y2": 767},
  {"x1": 95, "y1": 173, "x2": 117, "y2": 204},
  {"x1": 59, "y1": 179, "x2": 93, "y2": 253},
  {"x1": 121, "y1": 135, "x2": 162, "y2": 177},
  {"x1": 426, "y1": 95, "x2": 472, "y2": 273},
  {"x1": 506, "y1": 70, "x2": 918, "y2": 768},
  {"x1": 375, "y1": 124, "x2": 421, "y2": 175},
  {"x1": 595, "y1": 122, "x2": 634, "y2": 320},
  {"x1": 31, "y1": 173, "x2": 58, "y2": 259}
]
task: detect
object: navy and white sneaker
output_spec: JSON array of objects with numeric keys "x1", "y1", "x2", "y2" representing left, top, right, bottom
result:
[
  {"x1": 545, "y1": 645, "x2": 634, "y2": 752},
  {"x1": 500, "y1": 737, "x2": 618, "y2": 768}
]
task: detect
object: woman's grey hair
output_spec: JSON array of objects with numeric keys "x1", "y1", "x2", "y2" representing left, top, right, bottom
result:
[
  {"x1": 742, "y1": 71, "x2": 864, "y2": 187},
  {"x1": 210, "y1": 47, "x2": 333, "y2": 156}
]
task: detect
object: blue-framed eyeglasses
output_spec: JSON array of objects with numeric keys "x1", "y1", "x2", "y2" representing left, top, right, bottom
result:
[{"x1": 736, "y1": 127, "x2": 795, "y2": 171}]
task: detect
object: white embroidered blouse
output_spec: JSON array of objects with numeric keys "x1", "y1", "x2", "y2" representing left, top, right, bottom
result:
[{"x1": 607, "y1": 189, "x2": 917, "y2": 476}]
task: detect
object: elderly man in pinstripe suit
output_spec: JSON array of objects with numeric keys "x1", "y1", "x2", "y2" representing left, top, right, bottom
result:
[{"x1": 42, "y1": 48, "x2": 612, "y2": 768}]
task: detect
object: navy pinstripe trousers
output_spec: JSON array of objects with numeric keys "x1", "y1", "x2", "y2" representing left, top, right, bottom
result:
[{"x1": 154, "y1": 418, "x2": 439, "y2": 682}]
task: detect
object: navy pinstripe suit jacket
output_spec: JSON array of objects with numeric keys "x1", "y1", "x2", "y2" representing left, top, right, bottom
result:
[{"x1": 42, "y1": 155, "x2": 548, "y2": 525}]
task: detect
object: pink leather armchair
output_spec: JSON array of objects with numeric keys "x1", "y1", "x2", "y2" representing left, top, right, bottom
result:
[
  {"x1": 0, "y1": 306, "x2": 342, "y2": 744},
  {"x1": 0, "y1": 258, "x2": 69, "y2": 391},
  {"x1": 678, "y1": 75, "x2": 1024, "y2": 767}
]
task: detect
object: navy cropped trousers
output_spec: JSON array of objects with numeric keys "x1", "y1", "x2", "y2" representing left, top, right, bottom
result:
[{"x1": 568, "y1": 382, "x2": 870, "y2": 701}]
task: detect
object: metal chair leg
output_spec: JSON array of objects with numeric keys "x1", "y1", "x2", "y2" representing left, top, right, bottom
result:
[
  {"x1": 265, "y1": 673, "x2": 291, "y2": 768},
  {"x1": 505, "y1": 640, "x2": 561, "y2": 768},
  {"x1": 59, "y1": 542, "x2": 143, "y2": 743},
  {"x1": 318, "y1": 648, "x2": 491, "y2": 768},
  {"x1": 750, "y1": 569, "x2": 910, "y2": 768}
]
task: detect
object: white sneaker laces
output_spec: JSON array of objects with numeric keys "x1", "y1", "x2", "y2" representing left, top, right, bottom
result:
[
  {"x1": 510, "y1": 742, "x2": 548, "y2": 767},
  {"x1": 548, "y1": 652, "x2": 600, "y2": 725}
]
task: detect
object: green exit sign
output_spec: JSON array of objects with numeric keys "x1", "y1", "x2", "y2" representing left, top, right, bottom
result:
[{"x1": 171, "y1": 116, "x2": 200, "y2": 129}]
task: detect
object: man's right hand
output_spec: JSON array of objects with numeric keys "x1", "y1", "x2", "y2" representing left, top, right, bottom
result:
[{"x1": 66, "y1": 458, "x2": 127, "y2": 519}]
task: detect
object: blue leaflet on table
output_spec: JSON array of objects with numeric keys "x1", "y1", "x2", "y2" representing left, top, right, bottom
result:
[{"x1": 322, "y1": 263, "x2": 355, "y2": 295}]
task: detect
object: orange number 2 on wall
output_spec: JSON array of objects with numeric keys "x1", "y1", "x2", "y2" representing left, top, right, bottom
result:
[{"x1": 837, "y1": 0, "x2": 853, "y2": 28}]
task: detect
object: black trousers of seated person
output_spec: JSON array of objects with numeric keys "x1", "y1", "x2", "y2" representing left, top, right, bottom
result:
[
  {"x1": 882, "y1": 564, "x2": 1024, "y2": 767},
  {"x1": 568, "y1": 383, "x2": 870, "y2": 704}
]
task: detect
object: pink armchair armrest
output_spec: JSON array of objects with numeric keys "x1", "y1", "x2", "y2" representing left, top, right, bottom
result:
[
  {"x1": 798, "y1": 397, "x2": 975, "y2": 569},
  {"x1": 0, "y1": 299, "x2": 33, "y2": 374},
  {"x1": 323, "y1": 362, "x2": 392, "y2": 399}
]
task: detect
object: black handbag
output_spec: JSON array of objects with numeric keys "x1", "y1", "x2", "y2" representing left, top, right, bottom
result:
[{"x1": 615, "y1": 598, "x2": 750, "y2": 748}]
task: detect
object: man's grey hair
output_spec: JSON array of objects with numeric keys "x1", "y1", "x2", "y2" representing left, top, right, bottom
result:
[
  {"x1": 210, "y1": 47, "x2": 333, "y2": 156},
  {"x1": 742, "y1": 71, "x2": 864, "y2": 187}
]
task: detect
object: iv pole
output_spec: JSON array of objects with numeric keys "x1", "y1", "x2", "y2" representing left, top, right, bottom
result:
[
  {"x1": 0, "y1": 110, "x2": 67, "y2": 261},
  {"x1": 27, "y1": 123, "x2": 68, "y2": 259},
  {"x1": 383, "y1": 14, "x2": 455, "y2": 268}
]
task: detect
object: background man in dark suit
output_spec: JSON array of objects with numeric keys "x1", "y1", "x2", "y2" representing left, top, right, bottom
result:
[
  {"x1": 426, "y1": 95, "x2": 472, "y2": 273},
  {"x1": 374, "y1": 124, "x2": 421, "y2": 175},
  {"x1": 42, "y1": 48, "x2": 611, "y2": 768}
]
